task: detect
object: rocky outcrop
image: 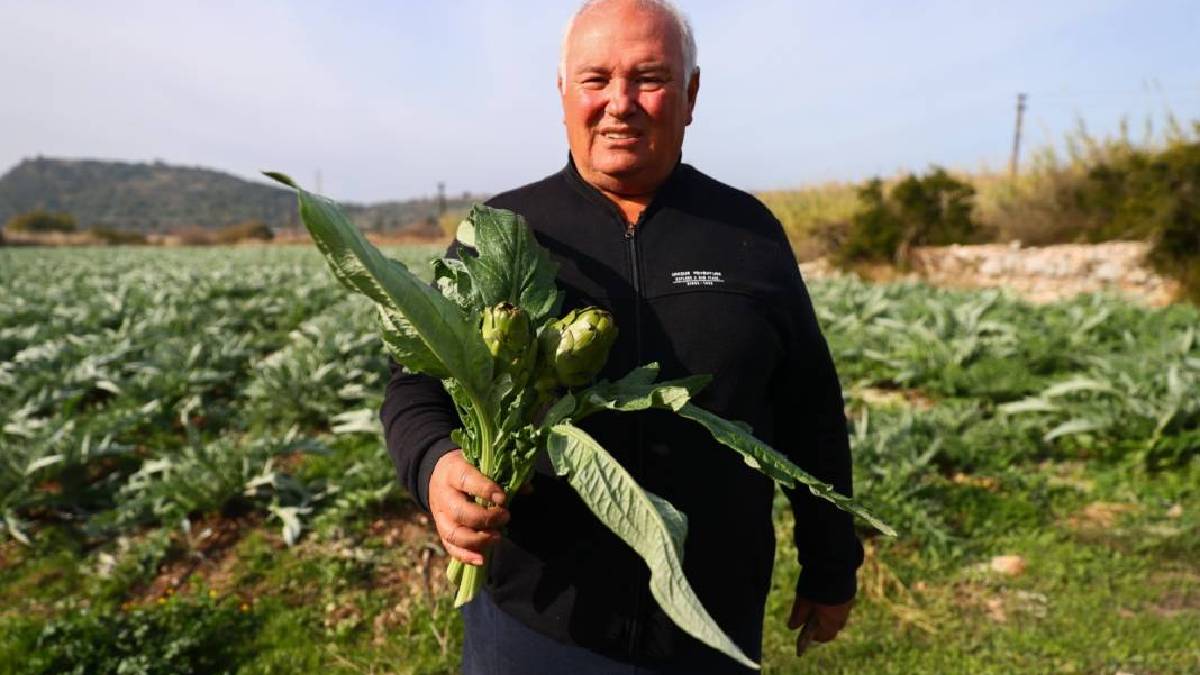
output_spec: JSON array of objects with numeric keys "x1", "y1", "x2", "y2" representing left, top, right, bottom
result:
[{"x1": 800, "y1": 241, "x2": 1180, "y2": 306}]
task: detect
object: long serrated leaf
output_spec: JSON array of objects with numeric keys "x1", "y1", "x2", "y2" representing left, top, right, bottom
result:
[
  {"x1": 458, "y1": 205, "x2": 561, "y2": 321},
  {"x1": 997, "y1": 398, "x2": 1060, "y2": 415},
  {"x1": 271, "y1": 504, "x2": 307, "y2": 547},
  {"x1": 1042, "y1": 377, "x2": 1114, "y2": 398},
  {"x1": 377, "y1": 306, "x2": 449, "y2": 379},
  {"x1": 331, "y1": 409, "x2": 379, "y2": 435},
  {"x1": 432, "y1": 258, "x2": 477, "y2": 314},
  {"x1": 1044, "y1": 418, "x2": 1106, "y2": 442},
  {"x1": 3, "y1": 510, "x2": 30, "y2": 545},
  {"x1": 645, "y1": 489, "x2": 688, "y2": 558},
  {"x1": 546, "y1": 423, "x2": 757, "y2": 670},
  {"x1": 541, "y1": 391, "x2": 577, "y2": 428},
  {"x1": 25, "y1": 454, "x2": 64, "y2": 475},
  {"x1": 570, "y1": 368, "x2": 711, "y2": 421},
  {"x1": 614, "y1": 362, "x2": 664, "y2": 387},
  {"x1": 677, "y1": 403, "x2": 896, "y2": 537},
  {"x1": 264, "y1": 172, "x2": 491, "y2": 395}
]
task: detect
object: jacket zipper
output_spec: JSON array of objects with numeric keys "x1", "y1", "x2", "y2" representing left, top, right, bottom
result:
[{"x1": 624, "y1": 217, "x2": 646, "y2": 659}]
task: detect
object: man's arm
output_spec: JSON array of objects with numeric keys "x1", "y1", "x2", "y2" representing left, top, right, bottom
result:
[
  {"x1": 769, "y1": 236, "x2": 864, "y2": 639},
  {"x1": 378, "y1": 363, "x2": 460, "y2": 511},
  {"x1": 380, "y1": 366, "x2": 509, "y2": 566}
]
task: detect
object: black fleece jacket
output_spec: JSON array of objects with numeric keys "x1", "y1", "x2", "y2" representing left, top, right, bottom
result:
[{"x1": 380, "y1": 159, "x2": 863, "y2": 668}]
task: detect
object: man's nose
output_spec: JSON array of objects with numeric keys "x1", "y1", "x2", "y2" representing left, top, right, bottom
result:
[{"x1": 605, "y1": 78, "x2": 636, "y2": 118}]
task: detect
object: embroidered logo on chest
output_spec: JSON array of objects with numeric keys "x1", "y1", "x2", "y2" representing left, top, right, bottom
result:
[{"x1": 670, "y1": 270, "x2": 725, "y2": 287}]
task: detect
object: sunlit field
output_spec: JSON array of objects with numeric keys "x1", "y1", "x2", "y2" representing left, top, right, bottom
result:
[{"x1": 1, "y1": 246, "x2": 1196, "y2": 673}]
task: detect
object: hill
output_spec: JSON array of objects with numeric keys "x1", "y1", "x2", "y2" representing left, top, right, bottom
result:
[{"x1": 0, "y1": 157, "x2": 482, "y2": 234}]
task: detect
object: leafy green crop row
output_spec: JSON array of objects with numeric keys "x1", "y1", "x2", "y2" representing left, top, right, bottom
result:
[
  {"x1": 2, "y1": 248, "x2": 1195, "y2": 552},
  {"x1": 1, "y1": 246, "x2": 1196, "y2": 673}
]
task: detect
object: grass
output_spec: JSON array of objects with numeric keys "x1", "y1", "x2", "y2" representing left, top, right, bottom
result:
[
  {"x1": 762, "y1": 461, "x2": 1200, "y2": 674},
  {"x1": 1, "y1": 457, "x2": 1194, "y2": 673}
]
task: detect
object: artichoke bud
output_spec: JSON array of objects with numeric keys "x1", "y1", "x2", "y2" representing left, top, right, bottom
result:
[
  {"x1": 549, "y1": 307, "x2": 618, "y2": 387},
  {"x1": 481, "y1": 302, "x2": 535, "y2": 380}
]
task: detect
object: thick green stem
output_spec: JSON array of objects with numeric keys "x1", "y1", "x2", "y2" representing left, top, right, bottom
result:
[
  {"x1": 447, "y1": 390, "x2": 497, "y2": 608},
  {"x1": 452, "y1": 557, "x2": 488, "y2": 608}
]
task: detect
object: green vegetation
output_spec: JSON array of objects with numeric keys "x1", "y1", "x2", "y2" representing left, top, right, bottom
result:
[
  {"x1": 86, "y1": 225, "x2": 147, "y2": 245},
  {"x1": 764, "y1": 118, "x2": 1200, "y2": 301},
  {"x1": 0, "y1": 246, "x2": 1196, "y2": 673},
  {"x1": 5, "y1": 209, "x2": 77, "y2": 233},
  {"x1": 836, "y1": 168, "x2": 979, "y2": 266},
  {"x1": 214, "y1": 219, "x2": 275, "y2": 244}
]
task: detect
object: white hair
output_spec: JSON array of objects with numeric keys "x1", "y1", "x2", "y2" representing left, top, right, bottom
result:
[{"x1": 558, "y1": 0, "x2": 699, "y2": 83}]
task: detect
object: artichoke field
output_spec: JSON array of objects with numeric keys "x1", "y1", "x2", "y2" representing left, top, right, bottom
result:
[{"x1": 1, "y1": 220, "x2": 1196, "y2": 672}]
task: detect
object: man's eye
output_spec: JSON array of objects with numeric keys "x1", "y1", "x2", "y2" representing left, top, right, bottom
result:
[
  {"x1": 638, "y1": 78, "x2": 665, "y2": 89},
  {"x1": 581, "y1": 77, "x2": 607, "y2": 87}
]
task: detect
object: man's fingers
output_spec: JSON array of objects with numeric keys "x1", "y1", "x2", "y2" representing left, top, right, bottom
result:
[
  {"x1": 812, "y1": 622, "x2": 841, "y2": 643},
  {"x1": 446, "y1": 460, "x2": 506, "y2": 505},
  {"x1": 788, "y1": 597, "x2": 814, "y2": 630},
  {"x1": 437, "y1": 517, "x2": 497, "y2": 551},
  {"x1": 454, "y1": 498, "x2": 510, "y2": 530},
  {"x1": 443, "y1": 541, "x2": 486, "y2": 566}
]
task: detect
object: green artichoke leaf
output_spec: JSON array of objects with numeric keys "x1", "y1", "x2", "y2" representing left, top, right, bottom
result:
[
  {"x1": 455, "y1": 218, "x2": 476, "y2": 249},
  {"x1": 378, "y1": 306, "x2": 448, "y2": 379},
  {"x1": 613, "y1": 362, "x2": 664, "y2": 388},
  {"x1": 444, "y1": 380, "x2": 481, "y2": 464},
  {"x1": 432, "y1": 257, "x2": 477, "y2": 315},
  {"x1": 501, "y1": 425, "x2": 540, "y2": 496},
  {"x1": 540, "y1": 391, "x2": 577, "y2": 428},
  {"x1": 265, "y1": 172, "x2": 492, "y2": 397},
  {"x1": 677, "y1": 403, "x2": 897, "y2": 537},
  {"x1": 546, "y1": 423, "x2": 757, "y2": 670},
  {"x1": 457, "y1": 205, "x2": 562, "y2": 322},
  {"x1": 572, "y1": 373, "x2": 712, "y2": 421}
]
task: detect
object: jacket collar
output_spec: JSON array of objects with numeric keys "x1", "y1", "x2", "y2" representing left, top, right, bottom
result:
[{"x1": 560, "y1": 154, "x2": 686, "y2": 226}]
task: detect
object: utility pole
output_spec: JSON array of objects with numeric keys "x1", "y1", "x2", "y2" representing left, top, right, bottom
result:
[
  {"x1": 1009, "y1": 93, "x2": 1027, "y2": 181},
  {"x1": 437, "y1": 181, "x2": 447, "y2": 217}
]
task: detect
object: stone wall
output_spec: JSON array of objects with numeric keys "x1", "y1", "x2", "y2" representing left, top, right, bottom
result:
[{"x1": 801, "y1": 241, "x2": 1180, "y2": 306}]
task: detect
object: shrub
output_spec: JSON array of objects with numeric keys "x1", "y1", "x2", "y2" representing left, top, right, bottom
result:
[
  {"x1": 5, "y1": 209, "x2": 77, "y2": 233},
  {"x1": 759, "y1": 183, "x2": 859, "y2": 261},
  {"x1": 88, "y1": 225, "x2": 147, "y2": 245},
  {"x1": 171, "y1": 227, "x2": 214, "y2": 246},
  {"x1": 11, "y1": 594, "x2": 256, "y2": 675},
  {"x1": 213, "y1": 219, "x2": 274, "y2": 244},
  {"x1": 1144, "y1": 141, "x2": 1200, "y2": 302},
  {"x1": 837, "y1": 167, "x2": 978, "y2": 266}
]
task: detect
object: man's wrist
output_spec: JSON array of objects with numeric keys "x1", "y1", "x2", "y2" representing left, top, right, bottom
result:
[{"x1": 795, "y1": 561, "x2": 858, "y2": 606}]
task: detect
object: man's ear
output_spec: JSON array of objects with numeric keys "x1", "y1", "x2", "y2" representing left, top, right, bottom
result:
[
  {"x1": 557, "y1": 73, "x2": 566, "y2": 124},
  {"x1": 685, "y1": 69, "x2": 700, "y2": 126}
]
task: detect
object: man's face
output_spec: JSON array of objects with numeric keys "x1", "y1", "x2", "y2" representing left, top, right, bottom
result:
[{"x1": 558, "y1": 2, "x2": 699, "y2": 197}]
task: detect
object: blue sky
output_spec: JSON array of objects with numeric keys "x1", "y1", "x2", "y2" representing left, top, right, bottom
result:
[{"x1": 1, "y1": 0, "x2": 1197, "y2": 203}]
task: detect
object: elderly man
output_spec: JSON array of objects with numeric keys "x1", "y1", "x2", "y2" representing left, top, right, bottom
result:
[{"x1": 380, "y1": 0, "x2": 862, "y2": 672}]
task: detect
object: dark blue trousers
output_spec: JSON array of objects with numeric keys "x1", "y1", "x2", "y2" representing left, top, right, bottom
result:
[
  {"x1": 461, "y1": 591, "x2": 638, "y2": 674},
  {"x1": 461, "y1": 591, "x2": 758, "y2": 675}
]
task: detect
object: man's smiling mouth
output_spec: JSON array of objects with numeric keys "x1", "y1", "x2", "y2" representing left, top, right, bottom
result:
[{"x1": 598, "y1": 128, "x2": 640, "y2": 140}]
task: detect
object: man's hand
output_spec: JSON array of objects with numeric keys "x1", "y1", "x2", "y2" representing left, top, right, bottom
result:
[
  {"x1": 787, "y1": 595, "x2": 853, "y2": 655},
  {"x1": 428, "y1": 449, "x2": 509, "y2": 566}
]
